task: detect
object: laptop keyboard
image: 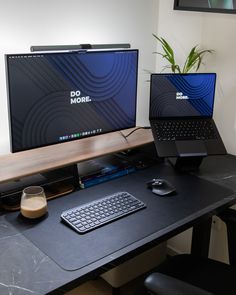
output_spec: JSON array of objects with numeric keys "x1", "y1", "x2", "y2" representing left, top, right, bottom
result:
[
  {"x1": 153, "y1": 119, "x2": 217, "y2": 141},
  {"x1": 61, "y1": 191, "x2": 146, "y2": 234}
]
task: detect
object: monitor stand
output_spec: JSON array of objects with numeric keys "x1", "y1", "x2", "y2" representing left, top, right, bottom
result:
[{"x1": 168, "y1": 156, "x2": 205, "y2": 172}]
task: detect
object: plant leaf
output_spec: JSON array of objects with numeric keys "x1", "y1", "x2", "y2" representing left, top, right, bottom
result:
[
  {"x1": 182, "y1": 46, "x2": 214, "y2": 73},
  {"x1": 153, "y1": 35, "x2": 214, "y2": 73},
  {"x1": 153, "y1": 34, "x2": 179, "y2": 72}
]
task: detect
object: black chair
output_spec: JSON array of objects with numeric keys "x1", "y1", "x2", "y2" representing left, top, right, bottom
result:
[{"x1": 142, "y1": 208, "x2": 236, "y2": 295}]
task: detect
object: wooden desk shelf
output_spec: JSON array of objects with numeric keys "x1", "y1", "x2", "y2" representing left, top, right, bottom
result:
[{"x1": 0, "y1": 128, "x2": 153, "y2": 184}]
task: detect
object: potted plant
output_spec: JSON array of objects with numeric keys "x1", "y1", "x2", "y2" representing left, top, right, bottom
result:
[{"x1": 153, "y1": 34, "x2": 214, "y2": 73}]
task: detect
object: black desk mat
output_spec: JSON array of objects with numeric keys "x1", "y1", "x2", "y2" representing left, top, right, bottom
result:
[{"x1": 5, "y1": 164, "x2": 234, "y2": 271}]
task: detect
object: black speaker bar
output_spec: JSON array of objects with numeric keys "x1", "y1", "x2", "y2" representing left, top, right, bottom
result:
[{"x1": 30, "y1": 43, "x2": 131, "y2": 52}]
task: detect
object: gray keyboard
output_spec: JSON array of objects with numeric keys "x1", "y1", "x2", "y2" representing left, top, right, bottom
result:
[{"x1": 61, "y1": 191, "x2": 146, "y2": 234}]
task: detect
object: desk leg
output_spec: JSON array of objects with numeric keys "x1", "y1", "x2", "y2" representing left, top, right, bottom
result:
[{"x1": 191, "y1": 217, "x2": 212, "y2": 257}]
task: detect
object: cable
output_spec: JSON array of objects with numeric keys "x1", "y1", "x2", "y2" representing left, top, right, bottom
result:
[{"x1": 119, "y1": 127, "x2": 151, "y2": 139}]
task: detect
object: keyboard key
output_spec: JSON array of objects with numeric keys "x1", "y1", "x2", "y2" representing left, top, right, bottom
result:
[{"x1": 154, "y1": 119, "x2": 216, "y2": 141}]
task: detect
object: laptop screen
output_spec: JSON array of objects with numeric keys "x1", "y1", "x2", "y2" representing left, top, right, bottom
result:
[{"x1": 149, "y1": 73, "x2": 216, "y2": 119}]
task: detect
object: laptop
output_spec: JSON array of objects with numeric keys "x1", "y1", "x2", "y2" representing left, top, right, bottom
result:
[{"x1": 149, "y1": 73, "x2": 226, "y2": 158}]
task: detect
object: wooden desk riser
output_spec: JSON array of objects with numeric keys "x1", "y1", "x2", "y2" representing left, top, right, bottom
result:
[{"x1": 0, "y1": 128, "x2": 153, "y2": 184}]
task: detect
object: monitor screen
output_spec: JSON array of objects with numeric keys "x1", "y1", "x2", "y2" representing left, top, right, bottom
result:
[
  {"x1": 6, "y1": 49, "x2": 138, "y2": 152},
  {"x1": 149, "y1": 73, "x2": 216, "y2": 119}
]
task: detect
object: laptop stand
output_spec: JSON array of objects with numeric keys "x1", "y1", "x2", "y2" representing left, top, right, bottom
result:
[{"x1": 168, "y1": 156, "x2": 205, "y2": 172}]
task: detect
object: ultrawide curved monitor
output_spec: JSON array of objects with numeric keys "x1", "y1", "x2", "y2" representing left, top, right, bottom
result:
[{"x1": 6, "y1": 49, "x2": 138, "y2": 152}]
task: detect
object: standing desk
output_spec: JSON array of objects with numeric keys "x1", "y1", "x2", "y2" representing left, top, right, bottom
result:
[{"x1": 0, "y1": 129, "x2": 235, "y2": 295}]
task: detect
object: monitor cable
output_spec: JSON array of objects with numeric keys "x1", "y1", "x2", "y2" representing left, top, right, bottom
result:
[{"x1": 119, "y1": 126, "x2": 151, "y2": 140}]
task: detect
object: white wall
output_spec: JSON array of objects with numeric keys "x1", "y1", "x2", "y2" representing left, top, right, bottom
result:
[
  {"x1": 0, "y1": 0, "x2": 158, "y2": 155},
  {"x1": 157, "y1": 0, "x2": 236, "y2": 262}
]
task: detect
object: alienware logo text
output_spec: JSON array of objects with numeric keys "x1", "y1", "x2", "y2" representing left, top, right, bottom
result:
[
  {"x1": 176, "y1": 92, "x2": 189, "y2": 100},
  {"x1": 70, "y1": 90, "x2": 91, "y2": 104}
]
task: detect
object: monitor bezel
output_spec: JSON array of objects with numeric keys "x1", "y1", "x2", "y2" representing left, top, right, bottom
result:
[{"x1": 5, "y1": 49, "x2": 139, "y2": 153}]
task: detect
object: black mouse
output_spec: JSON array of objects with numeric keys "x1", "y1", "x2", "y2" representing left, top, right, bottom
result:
[{"x1": 147, "y1": 178, "x2": 176, "y2": 196}]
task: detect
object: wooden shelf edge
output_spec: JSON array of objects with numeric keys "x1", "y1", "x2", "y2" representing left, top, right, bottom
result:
[{"x1": 0, "y1": 128, "x2": 153, "y2": 183}]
